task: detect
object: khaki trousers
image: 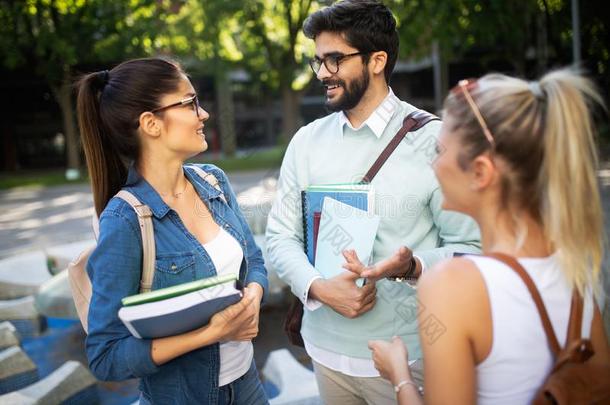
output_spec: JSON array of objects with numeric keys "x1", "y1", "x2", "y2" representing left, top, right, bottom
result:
[{"x1": 312, "y1": 359, "x2": 424, "y2": 405}]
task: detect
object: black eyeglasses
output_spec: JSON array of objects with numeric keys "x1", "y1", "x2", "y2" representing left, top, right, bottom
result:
[
  {"x1": 150, "y1": 95, "x2": 201, "y2": 118},
  {"x1": 309, "y1": 51, "x2": 371, "y2": 75}
]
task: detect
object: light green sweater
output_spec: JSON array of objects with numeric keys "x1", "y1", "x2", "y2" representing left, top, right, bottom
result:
[{"x1": 265, "y1": 98, "x2": 481, "y2": 359}]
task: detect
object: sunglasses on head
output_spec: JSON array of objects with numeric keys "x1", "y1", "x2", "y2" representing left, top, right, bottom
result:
[{"x1": 450, "y1": 79, "x2": 495, "y2": 145}]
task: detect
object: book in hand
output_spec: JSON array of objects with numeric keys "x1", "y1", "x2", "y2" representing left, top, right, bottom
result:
[
  {"x1": 118, "y1": 273, "x2": 242, "y2": 339},
  {"x1": 314, "y1": 197, "x2": 380, "y2": 284},
  {"x1": 301, "y1": 183, "x2": 375, "y2": 265}
]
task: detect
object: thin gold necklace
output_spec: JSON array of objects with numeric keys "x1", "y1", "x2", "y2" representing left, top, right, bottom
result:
[{"x1": 159, "y1": 180, "x2": 189, "y2": 198}]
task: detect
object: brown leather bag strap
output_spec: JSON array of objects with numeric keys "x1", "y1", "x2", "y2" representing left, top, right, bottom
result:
[
  {"x1": 361, "y1": 110, "x2": 440, "y2": 183},
  {"x1": 488, "y1": 252, "x2": 562, "y2": 355},
  {"x1": 566, "y1": 289, "x2": 584, "y2": 342}
]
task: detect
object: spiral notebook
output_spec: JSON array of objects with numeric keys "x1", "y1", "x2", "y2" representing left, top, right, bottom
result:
[{"x1": 301, "y1": 183, "x2": 374, "y2": 265}]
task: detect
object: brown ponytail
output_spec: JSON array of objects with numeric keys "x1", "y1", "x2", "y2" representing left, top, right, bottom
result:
[
  {"x1": 77, "y1": 71, "x2": 127, "y2": 216},
  {"x1": 76, "y1": 58, "x2": 184, "y2": 216}
]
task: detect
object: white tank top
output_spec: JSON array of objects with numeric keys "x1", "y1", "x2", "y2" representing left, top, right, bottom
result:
[
  {"x1": 203, "y1": 227, "x2": 253, "y2": 387},
  {"x1": 467, "y1": 254, "x2": 594, "y2": 405}
]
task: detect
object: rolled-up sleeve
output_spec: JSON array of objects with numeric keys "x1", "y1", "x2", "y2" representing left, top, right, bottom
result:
[{"x1": 85, "y1": 208, "x2": 160, "y2": 381}]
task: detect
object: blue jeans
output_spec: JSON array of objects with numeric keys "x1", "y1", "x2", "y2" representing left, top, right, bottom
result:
[
  {"x1": 218, "y1": 361, "x2": 268, "y2": 405},
  {"x1": 138, "y1": 361, "x2": 268, "y2": 405}
]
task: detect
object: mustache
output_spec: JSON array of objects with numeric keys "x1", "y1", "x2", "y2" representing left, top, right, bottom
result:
[{"x1": 322, "y1": 79, "x2": 345, "y2": 88}]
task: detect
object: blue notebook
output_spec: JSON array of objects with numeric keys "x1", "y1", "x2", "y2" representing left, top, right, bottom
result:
[
  {"x1": 301, "y1": 184, "x2": 374, "y2": 265},
  {"x1": 118, "y1": 278, "x2": 242, "y2": 339}
]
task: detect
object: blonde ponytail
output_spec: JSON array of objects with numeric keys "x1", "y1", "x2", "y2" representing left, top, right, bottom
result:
[
  {"x1": 539, "y1": 69, "x2": 605, "y2": 295},
  {"x1": 444, "y1": 68, "x2": 605, "y2": 295}
]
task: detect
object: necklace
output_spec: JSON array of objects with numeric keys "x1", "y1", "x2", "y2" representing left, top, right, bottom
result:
[{"x1": 159, "y1": 180, "x2": 189, "y2": 198}]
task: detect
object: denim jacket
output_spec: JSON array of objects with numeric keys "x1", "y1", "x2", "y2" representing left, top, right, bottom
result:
[{"x1": 85, "y1": 163, "x2": 268, "y2": 404}]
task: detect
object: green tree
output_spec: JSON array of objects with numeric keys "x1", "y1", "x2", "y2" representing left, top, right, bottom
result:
[
  {"x1": 159, "y1": 0, "x2": 245, "y2": 157},
  {"x1": 238, "y1": 0, "x2": 320, "y2": 142},
  {"x1": 0, "y1": 0, "x2": 169, "y2": 178}
]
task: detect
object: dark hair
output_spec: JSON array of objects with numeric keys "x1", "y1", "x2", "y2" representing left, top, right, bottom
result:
[
  {"x1": 76, "y1": 57, "x2": 185, "y2": 215},
  {"x1": 303, "y1": 0, "x2": 399, "y2": 83}
]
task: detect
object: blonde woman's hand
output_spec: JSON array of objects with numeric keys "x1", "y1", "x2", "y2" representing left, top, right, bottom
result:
[{"x1": 368, "y1": 336, "x2": 411, "y2": 385}]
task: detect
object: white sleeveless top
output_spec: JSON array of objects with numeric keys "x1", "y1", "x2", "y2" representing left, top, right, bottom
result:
[
  {"x1": 203, "y1": 227, "x2": 253, "y2": 387},
  {"x1": 467, "y1": 254, "x2": 594, "y2": 405}
]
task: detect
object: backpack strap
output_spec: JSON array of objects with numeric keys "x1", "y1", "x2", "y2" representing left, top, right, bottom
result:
[
  {"x1": 188, "y1": 165, "x2": 228, "y2": 204},
  {"x1": 488, "y1": 252, "x2": 562, "y2": 356},
  {"x1": 361, "y1": 109, "x2": 440, "y2": 183},
  {"x1": 566, "y1": 289, "x2": 584, "y2": 342},
  {"x1": 115, "y1": 190, "x2": 155, "y2": 293}
]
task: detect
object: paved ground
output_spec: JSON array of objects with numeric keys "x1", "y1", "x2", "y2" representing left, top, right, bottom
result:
[{"x1": 0, "y1": 168, "x2": 280, "y2": 259}]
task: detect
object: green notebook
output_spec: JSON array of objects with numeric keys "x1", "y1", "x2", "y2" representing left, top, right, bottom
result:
[{"x1": 121, "y1": 273, "x2": 239, "y2": 306}]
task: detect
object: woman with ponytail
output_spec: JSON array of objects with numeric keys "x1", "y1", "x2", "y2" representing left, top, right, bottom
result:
[
  {"x1": 344, "y1": 68, "x2": 610, "y2": 404},
  {"x1": 76, "y1": 58, "x2": 268, "y2": 404}
]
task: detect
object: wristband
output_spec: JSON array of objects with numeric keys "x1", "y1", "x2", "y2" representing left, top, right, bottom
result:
[
  {"x1": 387, "y1": 256, "x2": 416, "y2": 282},
  {"x1": 394, "y1": 379, "x2": 418, "y2": 393}
]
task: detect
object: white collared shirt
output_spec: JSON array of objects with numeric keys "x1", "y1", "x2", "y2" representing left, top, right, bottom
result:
[{"x1": 337, "y1": 87, "x2": 400, "y2": 138}]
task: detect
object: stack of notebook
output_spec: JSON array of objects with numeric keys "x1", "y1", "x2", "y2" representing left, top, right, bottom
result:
[
  {"x1": 118, "y1": 273, "x2": 242, "y2": 339},
  {"x1": 301, "y1": 184, "x2": 379, "y2": 280}
]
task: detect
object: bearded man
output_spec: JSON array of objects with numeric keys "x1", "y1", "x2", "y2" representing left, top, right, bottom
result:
[{"x1": 266, "y1": 1, "x2": 481, "y2": 403}]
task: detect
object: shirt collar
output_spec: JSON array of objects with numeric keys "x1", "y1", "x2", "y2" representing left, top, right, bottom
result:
[{"x1": 338, "y1": 87, "x2": 400, "y2": 138}]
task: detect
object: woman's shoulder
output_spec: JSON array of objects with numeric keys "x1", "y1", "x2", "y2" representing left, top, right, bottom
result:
[
  {"x1": 420, "y1": 257, "x2": 482, "y2": 290},
  {"x1": 418, "y1": 256, "x2": 491, "y2": 344},
  {"x1": 419, "y1": 257, "x2": 488, "y2": 313},
  {"x1": 98, "y1": 193, "x2": 141, "y2": 236}
]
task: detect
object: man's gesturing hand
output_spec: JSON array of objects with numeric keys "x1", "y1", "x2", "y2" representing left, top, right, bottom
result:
[
  {"x1": 342, "y1": 246, "x2": 420, "y2": 282},
  {"x1": 309, "y1": 270, "x2": 377, "y2": 319}
]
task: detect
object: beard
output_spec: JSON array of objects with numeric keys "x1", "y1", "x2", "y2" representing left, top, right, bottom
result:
[{"x1": 323, "y1": 66, "x2": 370, "y2": 112}]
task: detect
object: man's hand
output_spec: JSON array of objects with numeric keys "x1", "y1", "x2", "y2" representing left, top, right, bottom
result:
[
  {"x1": 342, "y1": 246, "x2": 421, "y2": 282},
  {"x1": 309, "y1": 271, "x2": 377, "y2": 318}
]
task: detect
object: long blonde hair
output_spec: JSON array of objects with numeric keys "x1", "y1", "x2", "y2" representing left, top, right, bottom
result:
[{"x1": 444, "y1": 68, "x2": 605, "y2": 295}]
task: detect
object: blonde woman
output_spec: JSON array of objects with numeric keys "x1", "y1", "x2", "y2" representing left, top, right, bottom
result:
[{"x1": 345, "y1": 68, "x2": 610, "y2": 404}]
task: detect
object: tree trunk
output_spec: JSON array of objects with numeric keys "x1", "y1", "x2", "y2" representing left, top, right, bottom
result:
[
  {"x1": 53, "y1": 69, "x2": 81, "y2": 179},
  {"x1": 1, "y1": 124, "x2": 18, "y2": 171},
  {"x1": 536, "y1": 10, "x2": 549, "y2": 76},
  {"x1": 280, "y1": 84, "x2": 301, "y2": 144},
  {"x1": 214, "y1": 66, "x2": 237, "y2": 157}
]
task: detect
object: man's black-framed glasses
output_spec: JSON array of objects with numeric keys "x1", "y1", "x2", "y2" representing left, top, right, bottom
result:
[
  {"x1": 151, "y1": 95, "x2": 201, "y2": 118},
  {"x1": 309, "y1": 51, "x2": 371, "y2": 75}
]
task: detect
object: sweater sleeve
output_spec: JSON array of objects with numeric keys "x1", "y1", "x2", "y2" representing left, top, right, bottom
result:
[{"x1": 265, "y1": 129, "x2": 324, "y2": 303}]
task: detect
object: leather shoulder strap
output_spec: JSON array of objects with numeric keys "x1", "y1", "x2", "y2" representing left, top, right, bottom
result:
[
  {"x1": 361, "y1": 109, "x2": 440, "y2": 183},
  {"x1": 566, "y1": 289, "x2": 584, "y2": 342},
  {"x1": 488, "y1": 252, "x2": 562, "y2": 356},
  {"x1": 115, "y1": 190, "x2": 155, "y2": 293},
  {"x1": 188, "y1": 165, "x2": 228, "y2": 204}
]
